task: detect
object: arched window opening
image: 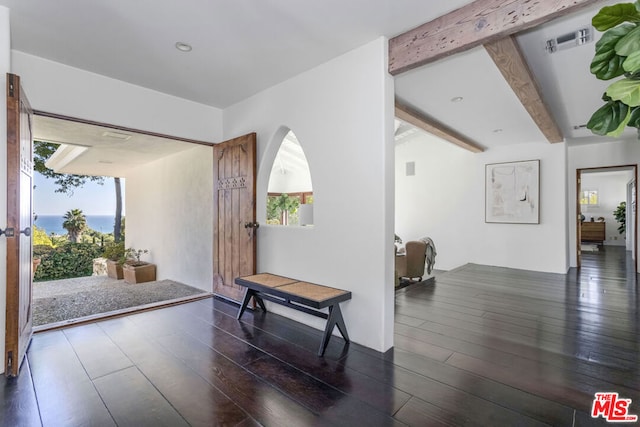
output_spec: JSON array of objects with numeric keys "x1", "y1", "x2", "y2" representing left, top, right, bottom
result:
[{"x1": 266, "y1": 130, "x2": 313, "y2": 226}]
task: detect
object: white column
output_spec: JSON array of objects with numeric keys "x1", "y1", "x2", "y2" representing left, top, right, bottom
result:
[{"x1": 0, "y1": 5, "x2": 11, "y2": 374}]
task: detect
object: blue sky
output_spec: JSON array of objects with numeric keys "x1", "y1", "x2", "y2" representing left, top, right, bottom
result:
[{"x1": 34, "y1": 172, "x2": 126, "y2": 216}]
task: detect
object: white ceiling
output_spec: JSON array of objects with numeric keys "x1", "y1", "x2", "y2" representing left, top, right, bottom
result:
[
  {"x1": 268, "y1": 131, "x2": 313, "y2": 193},
  {"x1": 0, "y1": 0, "x2": 470, "y2": 108},
  {"x1": 1, "y1": 0, "x2": 634, "y2": 173},
  {"x1": 270, "y1": 131, "x2": 310, "y2": 177}
]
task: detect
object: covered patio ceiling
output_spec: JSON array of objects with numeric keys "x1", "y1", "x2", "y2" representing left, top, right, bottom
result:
[{"x1": 34, "y1": 115, "x2": 201, "y2": 177}]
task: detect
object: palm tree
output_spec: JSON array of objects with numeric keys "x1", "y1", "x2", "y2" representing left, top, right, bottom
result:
[
  {"x1": 114, "y1": 177, "x2": 123, "y2": 242},
  {"x1": 62, "y1": 209, "x2": 87, "y2": 243}
]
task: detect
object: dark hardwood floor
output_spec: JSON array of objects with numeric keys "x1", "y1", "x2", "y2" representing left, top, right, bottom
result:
[{"x1": 1, "y1": 246, "x2": 638, "y2": 426}]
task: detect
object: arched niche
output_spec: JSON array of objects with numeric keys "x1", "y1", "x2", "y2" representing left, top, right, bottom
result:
[{"x1": 266, "y1": 130, "x2": 313, "y2": 226}]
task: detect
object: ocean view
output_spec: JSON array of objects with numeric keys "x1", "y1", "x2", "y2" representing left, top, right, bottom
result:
[{"x1": 35, "y1": 215, "x2": 118, "y2": 236}]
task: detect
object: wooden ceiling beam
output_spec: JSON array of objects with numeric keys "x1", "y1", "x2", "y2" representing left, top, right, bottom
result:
[
  {"x1": 484, "y1": 36, "x2": 564, "y2": 143},
  {"x1": 395, "y1": 100, "x2": 485, "y2": 153},
  {"x1": 389, "y1": 0, "x2": 600, "y2": 76}
]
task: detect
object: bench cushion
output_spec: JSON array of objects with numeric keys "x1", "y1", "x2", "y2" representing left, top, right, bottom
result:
[{"x1": 236, "y1": 273, "x2": 351, "y2": 309}]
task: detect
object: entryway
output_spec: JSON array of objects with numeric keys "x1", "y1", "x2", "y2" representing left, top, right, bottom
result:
[
  {"x1": 576, "y1": 166, "x2": 638, "y2": 273},
  {"x1": 29, "y1": 113, "x2": 215, "y2": 330}
]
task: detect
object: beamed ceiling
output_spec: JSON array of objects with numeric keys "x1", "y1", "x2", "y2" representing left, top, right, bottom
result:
[{"x1": 0, "y1": 0, "x2": 631, "y2": 174}]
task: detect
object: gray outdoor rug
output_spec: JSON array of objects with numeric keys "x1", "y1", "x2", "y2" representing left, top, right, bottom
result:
[{"x1": 33, "y1": 275, "x2": 208, "y2": 326}]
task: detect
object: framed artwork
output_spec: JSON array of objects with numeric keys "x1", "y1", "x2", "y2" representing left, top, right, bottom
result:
[{"x1": 486, "y1": 160, "x2": 540, "y2": 224}]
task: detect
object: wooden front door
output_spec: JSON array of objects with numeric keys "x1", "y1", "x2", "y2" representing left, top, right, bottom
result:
[
  {"x1": 213, "y1": 133, "x2": 257, "y2": 303},
  {"x1": 5, "y1": 73, "x2": 34, "y2": 377}
]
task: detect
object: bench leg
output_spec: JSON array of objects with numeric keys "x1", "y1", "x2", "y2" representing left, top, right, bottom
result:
[
  {"x1": 237, "y1": 288, "x2": 267, "y2": 320},
  {"x1": 254, "y1": 294, "x2": 267, "y2": 312},
  {"x1": 318, "y1": 304, "x2": 349, "y2": 356},
  {"x1": 237, "y1": 288, "x2": 252, "y2": 320}
]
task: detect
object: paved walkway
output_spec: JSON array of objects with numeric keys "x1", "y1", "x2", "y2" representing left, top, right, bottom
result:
[
  {"x1": 33, "y1": 275, "x2": 209, "y2": 327},
  {"x1": 34, "y1": 275, "x2": 125, "y2": 298}
]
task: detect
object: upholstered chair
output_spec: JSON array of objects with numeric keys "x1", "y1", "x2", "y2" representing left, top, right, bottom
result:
[{"x1": 395, "y1": 240, "x2": 427, "y2": 283}]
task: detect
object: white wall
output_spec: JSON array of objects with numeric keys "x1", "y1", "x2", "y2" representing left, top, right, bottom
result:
[
  {"x1": 0, "y1": 6, "x2": 10, "y2": 374},
  {"x1": 472, "y1": 142, "x2": 569, "y2": 274},
  {"x1": 568, "y1": 140, "x2": 640, "y2": 267},
  {"x1": 580, "y1": 171, "x2": 632, "y2": 246},
  {"x1": 224, "y1": 38, "x2": 395, "y2": 352},
  {"x1": 11, "y1": 51, "x2": 223, "y2": 143},
  {"x1": 396, "y1": 136, "x2": 569, "y2": 274},
  {"x1": 125, "y1": 145, "x2": 213, "y2": 291},
  {"x1": 395, "y1": 132, "x2": 475, "y2": 270}
]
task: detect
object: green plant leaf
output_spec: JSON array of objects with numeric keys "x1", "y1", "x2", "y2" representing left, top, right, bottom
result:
[
  {"x1": 628, "y1": 106, "x2": 640, "y2": 127},
  {"x1": 591, "y1": 24, "x2": 636, "y2": 80},
  {"x1": 606, "y1": 77, "x2": 640, "y2": 106},
  {"x1": 593, "y1": 3, "x2": 640, "y2": 31},
  {"x1": 623, "y1": 50, "x2": 640, "y2": 72},
  {"x1": 587, "y1": 100, "x2": 630, "y2": 135},
  {"x1": 615, "y1": 23, "x2": 640, "y2": 55},
  {"x1": 607, "y1": 103, "x2": 632, "y2": 136}
]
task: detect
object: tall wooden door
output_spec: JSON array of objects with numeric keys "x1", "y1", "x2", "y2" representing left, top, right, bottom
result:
[
  {"x1": 5, "y1": 73, "x2": 33, "y2": 377},
  {"x1": 213, "y1": 133, "x2": 257, "y2": 303}
]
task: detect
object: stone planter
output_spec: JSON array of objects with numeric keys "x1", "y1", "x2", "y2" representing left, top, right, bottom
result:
[
  {"x1": 106, "y1": 259, "x2": 124, "y2": 280},
  {"x1": 123, "y1": 262, "x2": 156, "y2": 284}
]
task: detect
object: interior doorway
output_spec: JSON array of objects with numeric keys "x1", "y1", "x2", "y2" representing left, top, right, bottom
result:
[{"x1": 576, "y1": 165, "x2": 638, "y2": 273}]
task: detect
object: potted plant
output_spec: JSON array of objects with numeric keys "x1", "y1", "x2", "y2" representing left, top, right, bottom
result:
[
  {"x1": 103, "y1": 242, "x2": 125, "y2": 279},
  {"x1": 614, "y1": 201, "x2": 627, "y2": 235},
  {"x1": 587, "y1": 2, "x2": 640, "y2": 137},
  {"x1": 122, "y1": 247, "x2": 156, "y2": 284}
]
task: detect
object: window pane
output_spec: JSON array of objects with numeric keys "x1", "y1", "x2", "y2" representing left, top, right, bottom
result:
[{"x1": 580, "y1": 190, "x2": 598, "y2": 206}]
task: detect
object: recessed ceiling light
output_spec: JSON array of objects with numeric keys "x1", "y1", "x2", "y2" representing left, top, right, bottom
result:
[
  {"x1": 175, "y1": 42, "x2": 192, "y2": 52},
  {"x1": 450, "y1": 96, "x2": 464, "y2": 103}
]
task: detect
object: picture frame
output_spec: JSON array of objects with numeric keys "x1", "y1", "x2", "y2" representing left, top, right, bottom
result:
[{"x1": 485, "y1": 160, "x2": 540, "y2": 224}]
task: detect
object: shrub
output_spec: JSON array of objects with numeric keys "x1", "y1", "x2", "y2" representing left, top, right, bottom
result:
[
  {"x1": 103, "y1": 241, "x2": 125, "y2": 264},
  {"x1": 33, "y1": 244, "x2": 54, "y2": 258},
  {"x1": 33, "y1": 225, "x2": 53, "y2": 247},
  {"x1": 33, "y1": 242, "x2": 104, "y2": 282}
]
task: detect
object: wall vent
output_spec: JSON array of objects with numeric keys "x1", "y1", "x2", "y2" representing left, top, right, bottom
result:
[
  {"x1": 102, "y1": 131, "x2": 132, "y2": 140},
  {"x1": 406, "y1": 161, "x2": 415, "y2": 176},
  {"x1": 545, "y1": 27, "x2": 592, "y2": 54}
]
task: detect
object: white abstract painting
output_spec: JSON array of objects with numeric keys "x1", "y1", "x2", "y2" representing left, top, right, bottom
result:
[{"x1": 486, "y1": 160, "x2": 540, "y2": 224}]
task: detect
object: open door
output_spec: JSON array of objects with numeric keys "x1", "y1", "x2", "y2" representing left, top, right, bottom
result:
[
  {"x1": 5, "y1": 73, "x2": 34, "y2": 377},
  {"x1": 213, "y1": 133, "x2": 257, "y2": 303}
]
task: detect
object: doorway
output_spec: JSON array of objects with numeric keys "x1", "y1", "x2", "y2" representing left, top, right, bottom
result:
[
  {"x1": 29, "y1": 112, "x2": 214, "y2": 329},
  {"x1": 576, "y1": 166, "x2": 638, "y2": 273}
]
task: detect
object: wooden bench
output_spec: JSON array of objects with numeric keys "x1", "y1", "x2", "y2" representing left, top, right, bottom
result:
[{"x1": 234, "y1": 273, "x2": 351, "y2": 356}]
